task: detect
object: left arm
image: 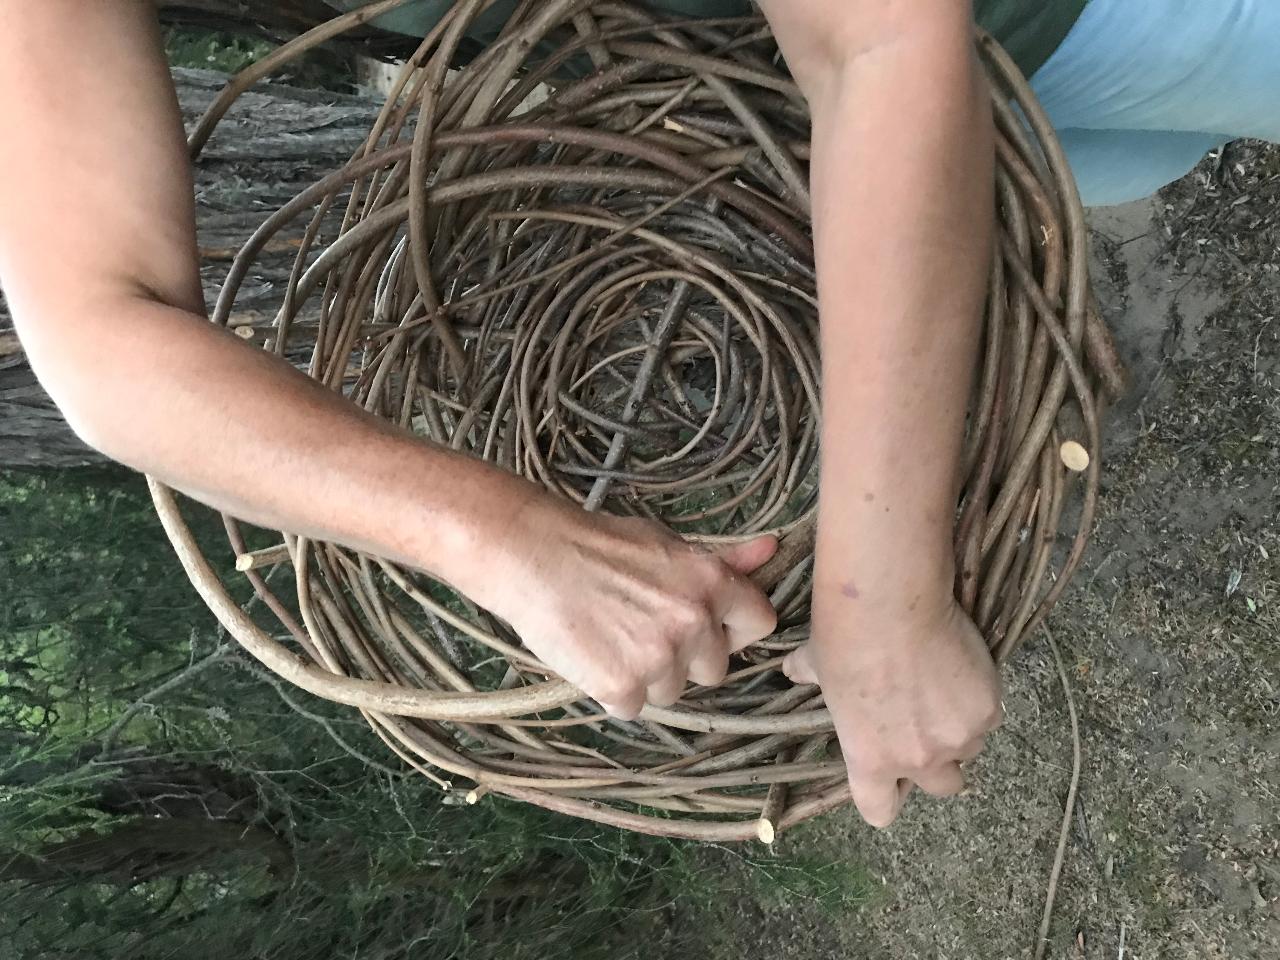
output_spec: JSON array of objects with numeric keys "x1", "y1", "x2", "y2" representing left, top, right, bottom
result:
[{"x1": 759, "y1": 0, "x2": 1003, "y2": 828}]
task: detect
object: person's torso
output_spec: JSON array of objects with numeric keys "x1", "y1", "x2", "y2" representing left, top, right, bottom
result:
[{"x1": 974, "y1": 0, "x2": 1088, "y2": 76}]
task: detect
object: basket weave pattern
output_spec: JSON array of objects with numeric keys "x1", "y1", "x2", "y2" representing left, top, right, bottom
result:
[{"x1": 153, "y1": 1, "x2": 1123, "y2": 841}]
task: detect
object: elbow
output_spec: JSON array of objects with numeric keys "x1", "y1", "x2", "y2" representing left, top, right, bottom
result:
[
  {"x1": 11, "y1": 299, "x2": 145, "y2": 468},
  {"x1": 56, "y1": 386, "x2": 135, "y2": 467},
  {"x1": 29, "y1": 349, "x2": 132, "y2": 466}
]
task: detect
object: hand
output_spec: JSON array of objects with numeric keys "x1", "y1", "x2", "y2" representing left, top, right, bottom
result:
[
  {"x1": 784, "y1": 590, "x2": 1002, "y2": 828},
  {"x1": 477, "y1": 496, "x2": 779, "y2": 720}
]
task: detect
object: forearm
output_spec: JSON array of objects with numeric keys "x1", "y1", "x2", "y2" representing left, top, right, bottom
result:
[
  {"x1": 768, "y1": 9, "x2": 1003, "y2": 825},
  {"x1": 19, "y1": 295, "x2": 534, "y2": 593},
  {"x1": 807, "y1": 26, "x2": 993, "y2": 615},
  {"x1": 1, "y1": 0, "x2": 782, "y2": 722},
  {"x1": 0, "y1": 0, "x2": 532, "y2": 599}
]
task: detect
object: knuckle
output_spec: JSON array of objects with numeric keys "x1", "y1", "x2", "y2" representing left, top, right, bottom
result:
[
  {"x1": 687, "y1": 550, "x2": 725, "y2": 584},
  {"x1": 853, "y1": 753, "x2": 891, "y2": 779},
  {"x1": 634, "y1": 636, "x2": 677, "y2": 678},
  {"x1": 593, "y1": 677, "x2": 636, "y2": 707},
  {"x1": 942, "y1": 728, "x2": 977, "y2": 752},
  {"x1": 665, "y1": 598, "x2": 710, "y2": 638},
  {"x1": 759, "y1": 604, "x2": 779, "y2": 636},
  {"x1": 903, "y1": 744, "x2": 934, "y2": 770},
  {"x1": 690, "y1": 658, "x2": 728, "y2": 687},
  {"x1": 694, "y1": 611, "x2": 719, "y2": 643},
  {"x1": 633, "y1": 650, "x2": 666, "y2": 680},
  {"x1": 648, "y1": 684, "x2": 682, "y2": 708}
]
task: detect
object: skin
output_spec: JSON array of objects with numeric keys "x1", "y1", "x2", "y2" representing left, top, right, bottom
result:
[
  {"x1": 761, "y1": 0, "x2": 1002, "y2": 826},
  {"x1": 0, "y1": 0, "x2": 1000, "y2": 828}
]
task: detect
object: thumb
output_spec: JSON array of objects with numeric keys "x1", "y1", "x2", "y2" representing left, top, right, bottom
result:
[
  {"x1": 712, "y1": 535, "x2": 778, "y2": 575},
  {"x1": 782, "y1": 643, "x2": 819, "y2": 685}
]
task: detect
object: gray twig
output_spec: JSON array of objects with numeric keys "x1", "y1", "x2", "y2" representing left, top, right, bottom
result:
[
  {"x1": 98, "y1": 640, "x2": 232, "y2": 754},
  {"x1": 1034, "y1": 626, "x2": 1083, "y2": 960},
  {"x1": 235, "y1": 661, "x2": 404, "y2": 778}
]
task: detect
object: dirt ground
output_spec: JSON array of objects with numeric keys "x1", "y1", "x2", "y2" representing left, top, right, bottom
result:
[{"x1": 660, "y1": 143, "x2": 1280, "y2": 959}]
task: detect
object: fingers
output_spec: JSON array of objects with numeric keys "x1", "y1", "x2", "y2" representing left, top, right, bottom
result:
[
  {"x1": 712, "y1": 535, "x2": 777, "y2": 575},
  {"x1": 709, "y1": 536, "x2": 779, "y2": 651},
  {"x1": 686, "y1": 625, "x2": 730, "y2": 687},
  {"x1": 594, "y1": 536, "x2": 779, "y2": 715},
  {"x1": 850, "y1": 775, "x2": 913, "y2": 829},
  {"x1": 913, "y1": 762, "x2": 965, "y2": 797},
  {"x1": 711, "y1": 578, "x2": 778, "y2": 655},
  {"x1": 632, "y1": 616, "x2": 729, "y2": 708},
  {"x1": 782, "y1": 643, "x2": 818, "y2": 684},
  {"x1": 847, "y1": 742, "x2": 984, "y2": 824},
  {"x1": 595, "y1": 686, "x2": 645, "y2": 722},
  {"x1": 646, "y1": 638, "x2": 697, "y2": 706},
  {"x1": 988, "y1": 700, "x2": 1006, "y2": 731}
]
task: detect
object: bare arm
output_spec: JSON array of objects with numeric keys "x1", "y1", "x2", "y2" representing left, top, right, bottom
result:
[
  {"x1": 759, "y1": 0, "x2": 1002, "y2": 826},
  {"x1": 0, "y1": 0, "x2": 775, "y2": 718}
]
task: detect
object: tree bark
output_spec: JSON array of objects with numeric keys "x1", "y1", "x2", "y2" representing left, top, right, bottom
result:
[{"x1": 0, "y1": 68, "x2": 382, "y2": 468}]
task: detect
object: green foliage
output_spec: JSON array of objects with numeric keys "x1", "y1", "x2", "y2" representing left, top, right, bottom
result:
[
  {"x1": 0, "y1": 469, "x2": 221, "y2": 739},
  {"x1": 659, "y1": 839, "x2": 877, "y2": 920},
  {"x1": 164, "y1": 28, "x2": 274, "y2": 74},
  {"x1": 743, "y1": 851, "x2": 878, "y2": 913},
  {"x1": 0, "y1": 469, "x2": 867, "y2": 959},
  {"x1": 163, "y1": 27, "x2": 356, "y2": 91}
]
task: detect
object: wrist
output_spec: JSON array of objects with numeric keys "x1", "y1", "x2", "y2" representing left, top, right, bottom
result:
[
  {"x1": 810, "y1": 524, "x2": 958, "y2": 661},
  {"x1": 397, "y1": 449, "x2": 545, "y2": 599},
  {"x1": 812, "y1": 560, "x2": 956, "y2": 623},
  {"x1": 814, "y1": 508, "x2": 955, "y2": 602}
]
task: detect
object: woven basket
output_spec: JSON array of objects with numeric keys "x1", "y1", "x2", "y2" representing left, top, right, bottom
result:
[{"x1": 153, "y1": 0, "x2": 1125, "y2": 841}]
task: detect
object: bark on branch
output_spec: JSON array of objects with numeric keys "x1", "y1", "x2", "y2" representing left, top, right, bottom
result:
[{"x1": 0, "y1": 69, "x2": 382, "y2": 468}]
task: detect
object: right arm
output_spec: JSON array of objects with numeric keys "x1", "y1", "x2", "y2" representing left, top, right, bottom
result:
[
  {"x1": 0, "y1": 0, "x2": 776, "y2": 717},
  {"x1": 759, "y1": 0, "x2": 1003, "y2": 828}
]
